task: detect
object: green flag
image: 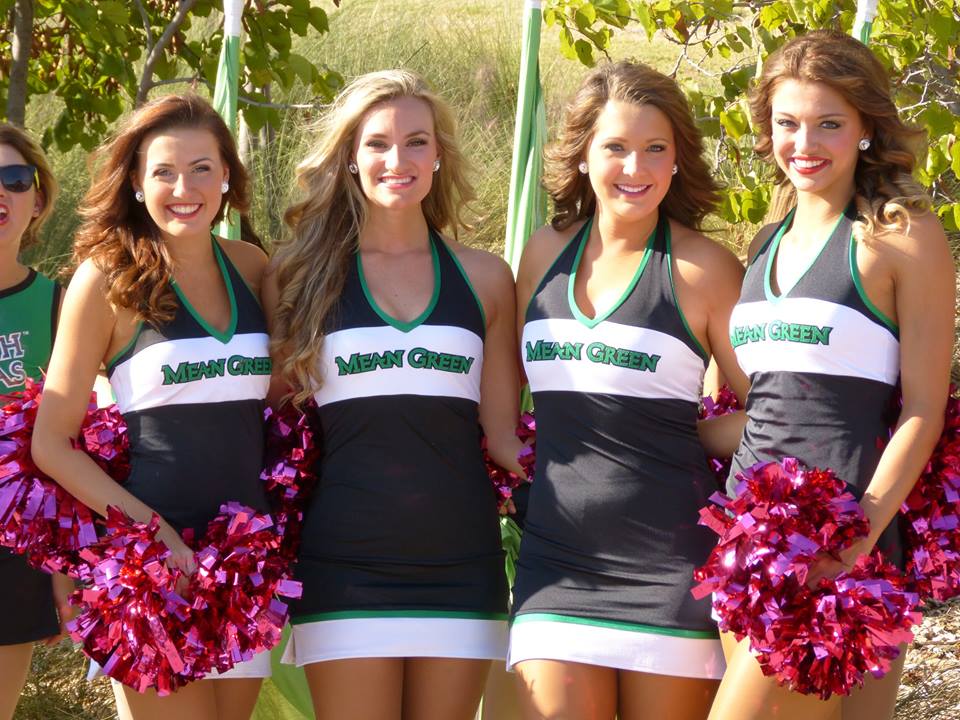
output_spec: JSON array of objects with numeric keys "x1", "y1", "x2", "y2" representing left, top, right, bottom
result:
[
  {"x1": 852, "y1": 0, "x2": 878, "y2": 44},
  {"x1": 213, "y1": 0, "x2": 242, "y2": 240},
  {"x1": 504, "y1": 0, "x2": 547, "y2": 275}
]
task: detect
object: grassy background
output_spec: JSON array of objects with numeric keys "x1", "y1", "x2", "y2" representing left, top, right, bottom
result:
[{"x1": 13, "y1": 0, "x2": 959, "y2": 718}]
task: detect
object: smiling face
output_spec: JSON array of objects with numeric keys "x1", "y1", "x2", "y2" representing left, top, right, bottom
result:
[
  {"x1": 584, "y1": 99, "x2": 675, "y2": 223},
  {"x1": 0, "y1": 143, "x2": 40, "y2": 255},
  {"x1": 770, "y1": 78, "x2": 867, "y2": 203},
  {"x1": 351, "y1": 96, "x2": 439, "y2": 212},
  {"x1": 132, "y1": 126, "x2": 228, "y2": 243}
]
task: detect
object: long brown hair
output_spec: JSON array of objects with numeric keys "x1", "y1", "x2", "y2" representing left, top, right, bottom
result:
[
  {"x1": 750, "y1": 30, "x2": 929, "y2": 235},
  {"x1": 272, "y1": 69, "x2": 475, "y2": 405},
  {"x1": 544, "y1": 61, "x2": 719, "y2": 231},
  {"x1": 73, "y1": 94, "x2": 249, "y2": 325},
  {"x1": 0, "y1": 124, "x2": 58, "y2": 249}
]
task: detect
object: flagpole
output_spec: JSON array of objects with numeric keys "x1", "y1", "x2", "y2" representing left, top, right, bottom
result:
[
  {"x1": 503, "y1": 0, "x2": 547, "y2": 275},
  {"x1": 852, "y1": 0, "x2": 878, "y2": 44},
  {"x1": 213, "y1": 0, "x2": 243, "y2": 240}
]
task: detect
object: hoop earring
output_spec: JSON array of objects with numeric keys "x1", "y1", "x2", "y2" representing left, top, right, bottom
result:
[
  {"x1": 348, "y1": 162, "x2": 359, "y2": 174},
  {"x1": 578, "y1": 161, "x2": 588, "y2": 174},
  {"x1": 134, "y1": 190, "x2": 145, "y2": 203},
  {"x1": 858, "y1": 138, "x2": 871, "y2": 151}
]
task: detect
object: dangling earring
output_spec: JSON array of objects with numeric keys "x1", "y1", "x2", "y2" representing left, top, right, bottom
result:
[
  {"x1": 348, "y1": 161, "x2": 359, "y2": 174},
  {"x1": 220, "y1": 181, "x2": 230, "y2": 194},
  {"x1": 134, "y1": 190, "x2": 145, "y2": 203},
  {"x1": 858, "y1": 138, "x2": 871, "y2": 151},
  {"x1": 578, "y1": 161, "x2": 588, "y2": 174},
  {"x1": 433, "y1": 159, "x2": 441, "y2": 172},
  {"x1": 671, "y1": 165, "x2": 678, "y2": 175}
]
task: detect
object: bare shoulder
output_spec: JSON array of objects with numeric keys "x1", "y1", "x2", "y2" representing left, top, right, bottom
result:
[
  {"x1": 442, "y1": 236, "x2": 514, "y2": 301},
  {"x1": 745, "y1": 222, "x2": 782, "y2": 264},
  {"x1": 873, "y1": 210, "x2": 949, "y2": 260},
  {"x1": 218, "y1": 238, "x2": 269, "y2": 293},
  {"x1": 68, "y1": 257, "x2": 112, "y2": 300},
  {"x1": 670, "y1": 222, "x2": 744, "y2": 294}
]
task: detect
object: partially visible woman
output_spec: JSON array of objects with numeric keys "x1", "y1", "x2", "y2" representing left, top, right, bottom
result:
[
  {"x1": 0, "y1": 123, "x2": 74, "y2": 720},
  {"x1": 266, "y1": 69, "x2": 522, "y2": 720},
  {"x1": 509, "y1": 61, "x2": 748, "y2": 720},
  {"x1": 709, "y1": 30, "x2": 954, "y2": 720},
  {"x1": 32, "y1": 95, "x2": 273, "y2": 720}
]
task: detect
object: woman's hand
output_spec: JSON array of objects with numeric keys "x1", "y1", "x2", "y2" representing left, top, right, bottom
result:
[
  {"x1": 157, "y1": 522, "x2": 197, "y2": 594},
  {"x1": 805, "y1": 535, "x2": 874, "y2": 588},
  {"x1": 44, "y1": 572, "x2": 77, "y2": 645}
]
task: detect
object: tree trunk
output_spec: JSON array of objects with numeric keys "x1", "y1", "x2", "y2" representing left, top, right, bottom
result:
[{"x1": 7, "y1": 0, "x2": 34, "y2": 127}]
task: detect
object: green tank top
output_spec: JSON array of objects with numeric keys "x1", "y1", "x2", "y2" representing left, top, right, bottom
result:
[{"x1": 0, "y1": 269, "x2": 60, "y2": 393}]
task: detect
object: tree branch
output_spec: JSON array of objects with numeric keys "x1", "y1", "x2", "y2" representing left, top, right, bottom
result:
[
  {"x1": 136, "y1": 0, "x2": 197, "y2": 107},
  {"x1": 133, "y1": 0, "x2": 154, "y2": 56},
  {"x1": 6, "y1": 0, "x2": 34, "y2": 127}
]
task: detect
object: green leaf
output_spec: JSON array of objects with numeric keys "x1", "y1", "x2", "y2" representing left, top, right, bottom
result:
[
  {"x1": 308, "y1": 7, "x2": 329, "y2": 33},
  {"x1": 574, "y1": 38, "x2": 595, "y2": 66},
  {"x1": 950, "y1": 137, "x2": 960, "y2": 178},
  {"x1": 559, "y1": 26, "x2": 578, "y2": 61},
  {"x1": 719, "y1": 107, "x2": 749, "y2": 140},
  {"x1": 97, "y1": 1, "x2": 128, "y2": 25},
  {"x1": 287, "y1": 53, "x2": 315, "y2": 85}
]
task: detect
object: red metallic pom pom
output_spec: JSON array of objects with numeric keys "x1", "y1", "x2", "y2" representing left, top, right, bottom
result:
[
  {"x1": 698, "y1": 385, "x2": 742, "y2": 489},
  {"x1": 482, "y1": 412, "x2": 536, "y2": 510},
  {"x1": 693, "y1": 459, "x2": 920, "y2": 698}
]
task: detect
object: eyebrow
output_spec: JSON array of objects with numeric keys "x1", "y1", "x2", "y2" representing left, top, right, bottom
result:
[
  {"x1": 773, "y1": 112, "x2": 848, "y2": 119},
  {"x1": 364, "y1": 130, "x2": 433, "y2": 139},
  {"x1": 149, "y1": 157, "x2": 214, "y2": 167},
  {"x1": 599, "y1": 135, "x2": 671, "y2": 144}
]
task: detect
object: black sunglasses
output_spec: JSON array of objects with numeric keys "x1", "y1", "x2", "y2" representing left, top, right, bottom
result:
[{"x1": 0, "y1": 164, "x2": 38, "y2": 193}]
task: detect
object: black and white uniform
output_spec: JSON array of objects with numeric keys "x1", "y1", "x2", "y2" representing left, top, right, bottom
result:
[
  {"x1": 729, "y1": 204, "x2": 902, "y2": 563},
  {"x1": 105, "y1": 238, "x2": 273, "y2": 678},
  {"x1": 509, "y1": 216, "x2": 724, "y2": 679},
  {"x1": 284, "y1": 230, "x2": 508, "y2": 666}
]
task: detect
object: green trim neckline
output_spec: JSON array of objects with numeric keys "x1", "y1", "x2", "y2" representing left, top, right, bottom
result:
[
  {"x1": 664, "y1": 221, "x2": 708, "y2": 361},
  {"x1": 170, "y1": 237, "x2": 238, "y2": 344},
  {"x1": 512, "y1": 613, "x2": 719, "y2": 639},
  {"x1": 357, "y1": 232, "x2": 441, "y2": 333},
  {"x1": 106, "y1": 320, "x2": 144, "y2": 373},
  {"x1": 292, "y1": 610, "x2": 509, "y2": 625},
  {"x1": 567, "y1": 216, "x2": 656, "y2": 329},
  {"x1": 763, "y1": 207, "x2": 844, "y2": 304},
  {"x1": 444, "y1": 237, "x2": 487, "y2": 331},
  {"x1": 849, "y1": 234, "x2": 899, "y2": 336}
]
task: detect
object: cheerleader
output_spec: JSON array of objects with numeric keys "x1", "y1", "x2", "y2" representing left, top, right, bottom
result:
[
  {"x1": 32, "y1": 95, "x2": 272, "y2": 719},
  {"x1": 709, "y1": 30, "x2": 953, "y2": 720},
  {"x1": 510, "y1": 61, "x2": 748, "y2": 720}
]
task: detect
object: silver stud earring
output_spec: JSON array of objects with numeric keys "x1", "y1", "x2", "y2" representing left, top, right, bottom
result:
[
  {"x1": 348, "y1": 161, "x2": 359, "y2": 174},
  {"x1": 858, "y1": 138, "x2": 871, "y2": 151},
  {"x1": 433, "y1": 159, "x2": 441, "y2": 172},
  {"x1": 671, "y1": 164, "x2": 678, "y2": 175},
  {"x1": 578, "y1": 161, "x2": 588, "y2": 174},
  {"x1": 220, "y1": 181, "x2": 230, "y2": 194},
  {"x1": 134, "y1": 190, "x2": 145, "y2": 203}
]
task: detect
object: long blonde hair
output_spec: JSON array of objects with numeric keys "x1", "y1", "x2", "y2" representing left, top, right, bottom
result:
[
  {"x1": 272, "y1": 69, "x2": 475, "y2": 405},
  {"x1": 750, "y1": 30, "x2": 929, "y2": 237}
]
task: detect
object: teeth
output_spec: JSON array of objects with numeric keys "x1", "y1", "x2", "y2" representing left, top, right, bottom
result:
[
  {"x1": 616, "y1": 184, "x2": 650, "y2": 193},
  {"x1": 168, "y1": 204, "x2": 200, "y2": 215},
  {"x1": 0, "y1": 208, "x2": 7, "y2": 220},
  {"x1": 381, "y1": 176, "x2": 413, "y2": 186},
  {"x1": 793, "y1": 158, "x2": 826, "y2": 169}
]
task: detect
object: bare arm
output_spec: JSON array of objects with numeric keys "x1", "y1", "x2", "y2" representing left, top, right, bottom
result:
[
  {"x1": 31, "y1": 260, "x2": 196, "y2": 573},
  {"x1": 456, "y1": 245, "x2": 525, "y2": 477}
]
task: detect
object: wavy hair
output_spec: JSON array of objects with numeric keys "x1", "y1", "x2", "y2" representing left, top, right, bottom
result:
[
  {"x1": 272, "y1": 69, "x2": 475, "y2": 405},
  {"x1": 544, "y1": 60, "x2": 719, "y2": 231},
  {"x1": 0, "y1": 124, "x2": 59, "y2": 249},
  {"x1": 72, "y1": 94, "x2": 249, "y2": 325},
  {"x1": 750, "y1": 30, "x2": 929, "y2": 236}
]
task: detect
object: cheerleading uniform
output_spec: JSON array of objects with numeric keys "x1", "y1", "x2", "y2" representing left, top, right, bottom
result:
[
  {"x1": 508, "y1": 216, "x2": 724, "y2": 679},
  {"x1": 729, "y1": 203, "x2": 902, "y2": 563},
  {"x1": 284, "y1": 230, "x2": 508, "y2": 666},
  {"x1": 105, "y1": 238, "x2": 273, "y2": 678},
  {"x1": 0, "y1": 269, "x2": 61, "y2": 645}
]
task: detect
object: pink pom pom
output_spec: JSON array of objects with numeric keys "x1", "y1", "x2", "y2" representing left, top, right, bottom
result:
[
  {"x1": 899, "y1": 390, "x2": 960, "y2": 602},
  {"x1": 482, "y1": 412, "x2": 536, "y2": 511},
  {"x1": 698, "y1": 385, "x2": 742, "y2": 488},
  {"x1": 693, "y1": 458, "x2": 920, "y2": 698}
]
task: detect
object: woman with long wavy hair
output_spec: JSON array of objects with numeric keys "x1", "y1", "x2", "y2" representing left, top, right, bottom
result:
[
  {"x1": 32, "y1": 94, "x2": 273, "y2": 720},
  {"x1": 509, "y1": 61, "x2": 748, "y2": 720},
  {"x1": 266, "y1": 69, "x2": 523, "y2": 719},
  {"x1": 708, "y1": 30, "x2": 954, "y2": 720}
]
